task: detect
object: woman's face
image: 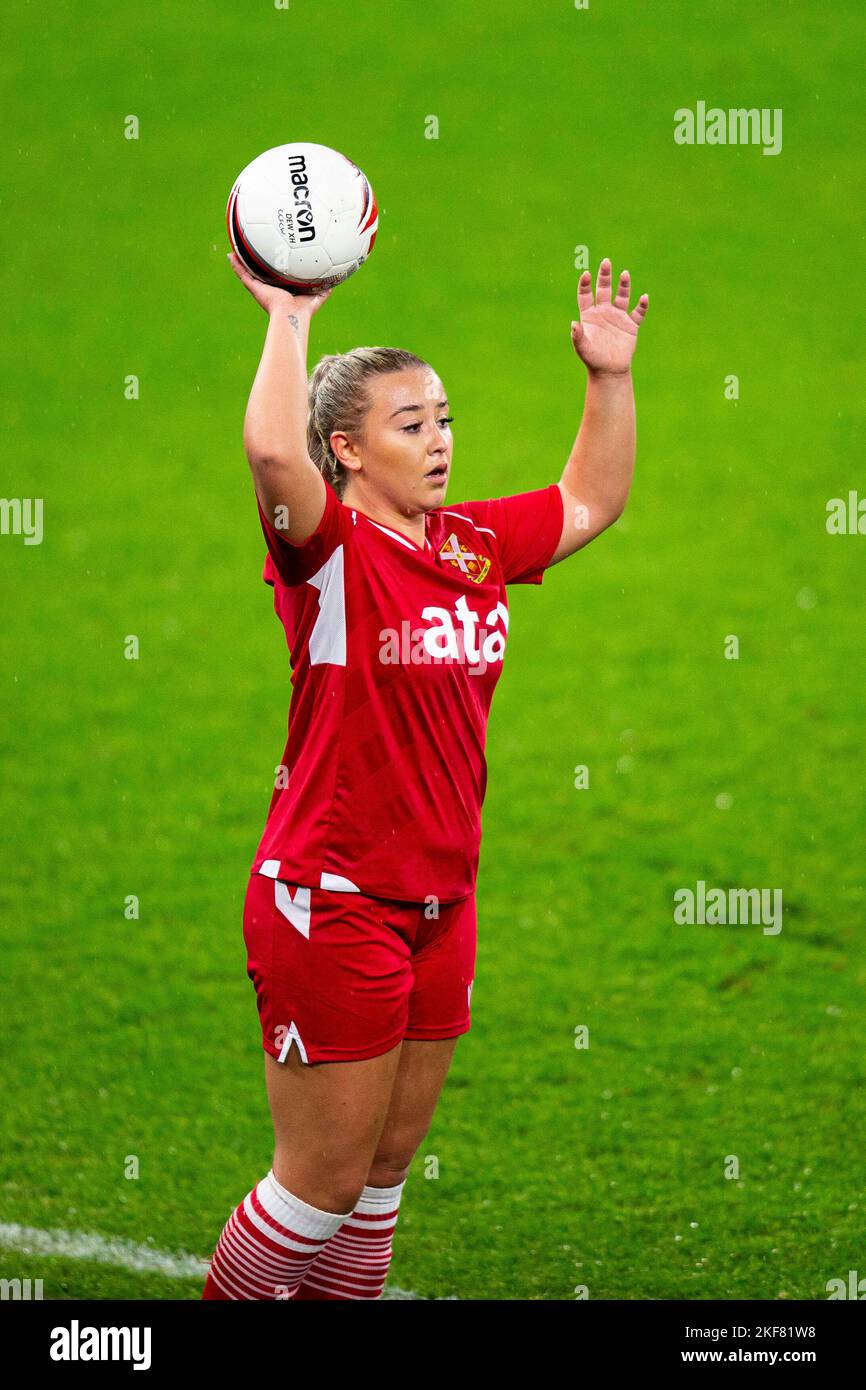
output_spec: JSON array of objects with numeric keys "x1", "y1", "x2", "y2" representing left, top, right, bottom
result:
[{"x1": 332, "y1": 367, "x2": 453, "y2": 516}]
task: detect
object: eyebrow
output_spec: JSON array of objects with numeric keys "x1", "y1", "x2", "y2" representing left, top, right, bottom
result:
[{"x1": 389, "y1": 400, "x2": 449, "y2": 419}]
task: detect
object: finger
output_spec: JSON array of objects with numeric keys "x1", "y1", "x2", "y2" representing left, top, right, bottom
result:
[
  {"x1": 230, "y1": 254, "x2": 271, "y2": 295},
  {"x1": 570, "y1": 319, "x2": 584, "y2": 350},
  {"x1": 227, "y1": 251, "x2": 251, "y2": 283},
  {"x1": 630, "y1": 293, "x2": 649, "y2": 326},
  {"x1": 577, "y1": 269, "x2": 594, "y2": 314},
  {"x1": 595, "y1": 257, "x2": 613, "y2": 305},
  {"x1": 613, "y1": 269, "x2": 631, "y2": 311}
]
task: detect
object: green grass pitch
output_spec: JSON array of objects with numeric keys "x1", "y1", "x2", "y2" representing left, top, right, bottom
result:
[{"x1": 0, "y1": 0, "x2": 863, "y2": 1299}]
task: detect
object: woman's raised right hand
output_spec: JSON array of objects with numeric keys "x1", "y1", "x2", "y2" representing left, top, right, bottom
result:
[{"x1": 228, "y1": 250, "x2": 333, "y2": 317}]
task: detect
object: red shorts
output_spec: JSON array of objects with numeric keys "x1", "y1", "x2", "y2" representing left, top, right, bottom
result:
[{"x1": 243, "y1": 871, "x2": 477, "y2": 1065}]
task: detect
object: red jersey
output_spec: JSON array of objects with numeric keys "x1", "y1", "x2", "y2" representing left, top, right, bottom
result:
[{"x1": 250, "y1": 478, "x2": 564, "y2": 902}]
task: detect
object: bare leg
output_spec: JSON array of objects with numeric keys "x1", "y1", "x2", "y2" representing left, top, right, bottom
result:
[
  {"x1": 264, "y1": 1041, "x2": 405, "y2": 1214},
  {"x1": 287, "y1": 1037, "x2": 461, "y2": 1299},
  {"x1": 366, "y1": 1037, "x2": 460, "y2": 1187}
]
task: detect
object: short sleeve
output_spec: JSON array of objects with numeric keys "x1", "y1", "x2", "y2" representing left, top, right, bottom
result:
[
  {"x1": 257, "y1": 480, "x2": 353, "y2": 587},
  {"x1": 453, "y1": 483, "x2": 564, "y2": 585}
]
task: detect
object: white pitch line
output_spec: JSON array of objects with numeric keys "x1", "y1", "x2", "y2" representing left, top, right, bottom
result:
[
  {"x1": 0, "y1": 1223, "x2": 207, "y2": 1281},
  {"x1": 0, "y1": 1224, "x2": 447, "y2": 1299}
]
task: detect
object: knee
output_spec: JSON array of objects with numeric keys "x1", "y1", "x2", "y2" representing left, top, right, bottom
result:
[
  {"x1": 327, "y1": 1179, "x2": 371, "y2": 1214},
  {"x1": 273, "y1": 1143, "x2": 417, "y2": 1213},
  {"x1": 311, "y1": 1157, "x2": 411, "y2": 1206},
  {"x1": 367, "y1": 1164, "x2": 410, "y2": 1191},
  {"x1": 366, "y1": 1149, "x2": 414, "y2": 1190},
  {"x1": 272, "y1": 1159, "x2": 368, "y2": 1217}
]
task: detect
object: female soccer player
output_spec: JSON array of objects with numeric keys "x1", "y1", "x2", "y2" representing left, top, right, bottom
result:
[{"x1": 202, "y1": 253, "x2": 648, "y2": 1300}]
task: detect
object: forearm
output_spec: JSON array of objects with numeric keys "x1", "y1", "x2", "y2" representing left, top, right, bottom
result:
[
  {"x1": 243, "y1": 308, "x2": 312, "y2": 465},
  {"x1": 561, "y1": 369, "x2": 635, "y2": 522}
]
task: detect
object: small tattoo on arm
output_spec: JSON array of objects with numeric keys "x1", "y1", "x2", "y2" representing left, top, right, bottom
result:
[{"x1": 288, "y1": 314, "x2": 300, "y2": 336}]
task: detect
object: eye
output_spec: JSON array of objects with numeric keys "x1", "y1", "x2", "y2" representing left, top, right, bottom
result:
[{"x1": 401, "y1": 416, "x2": 454, "y2": 433}]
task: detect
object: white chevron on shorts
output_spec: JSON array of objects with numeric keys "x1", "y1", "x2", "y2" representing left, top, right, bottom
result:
[
  {"x1": 274, "y1": 881, "x2": 312, "y2": 938},
  {"x1": 276, "y1": 1020, "x2": 309, "y2": 1065}
]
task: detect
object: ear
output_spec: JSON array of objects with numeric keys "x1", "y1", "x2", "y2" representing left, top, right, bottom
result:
[{"x1": 329, "y1": 431, "x2": 361, "y2": 471}]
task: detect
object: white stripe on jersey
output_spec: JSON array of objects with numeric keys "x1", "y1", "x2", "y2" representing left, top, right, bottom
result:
[
  {"x1": 367, "y1": 519, "x2": 418, "y2": 551},
  {"x1": 439, "y1": 510, "x2": 497, "y2": 537},
  {"x1": 308, "y1": 546, "x2": 347, "y2": 666},
  {"x1": 320, "y1": 872, "x2": 361, "y2": 892}
]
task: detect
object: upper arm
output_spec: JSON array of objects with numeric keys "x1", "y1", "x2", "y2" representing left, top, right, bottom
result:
[
  {"x1": 547, "y1": 480, "x2": 623, "y2": 566},
  {"x1": 256, "y1": 472, "x2": 351, "y2": 587},
  {"x1": 251, "y1": 454, "x2": 328, "y2": 545}
]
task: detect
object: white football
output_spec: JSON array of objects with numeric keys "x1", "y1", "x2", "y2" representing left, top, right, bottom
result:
[{"x1": 226, "y1": 142, "x2": 379, "y2": 293}]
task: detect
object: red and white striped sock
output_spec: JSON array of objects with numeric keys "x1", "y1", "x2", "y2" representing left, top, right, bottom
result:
[
  {"x1": 201, "y1": 1170, "x2": 355, "y2": 1300},
  {"x1": 290, "y1": 1179, "x2": 406, "y2": 1300}
]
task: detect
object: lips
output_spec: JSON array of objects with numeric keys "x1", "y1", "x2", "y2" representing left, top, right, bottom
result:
[{"x1": 425, "y1": 466, "x2": 448, "y2": 482}]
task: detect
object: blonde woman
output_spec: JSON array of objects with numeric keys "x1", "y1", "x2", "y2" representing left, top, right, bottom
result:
[{"x1": 202, "y1": 252, "x2": 648, "y2": 1300}]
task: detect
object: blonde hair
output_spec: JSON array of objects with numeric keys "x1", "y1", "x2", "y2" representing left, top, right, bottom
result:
[{"x1": 307, "y1": 347, "x2": 430, "y2": 498}]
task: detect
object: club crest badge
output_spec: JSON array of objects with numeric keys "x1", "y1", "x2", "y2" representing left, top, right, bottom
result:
[{"x1": 439, "y1": 532, "x2": 491, "y2": 583}]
